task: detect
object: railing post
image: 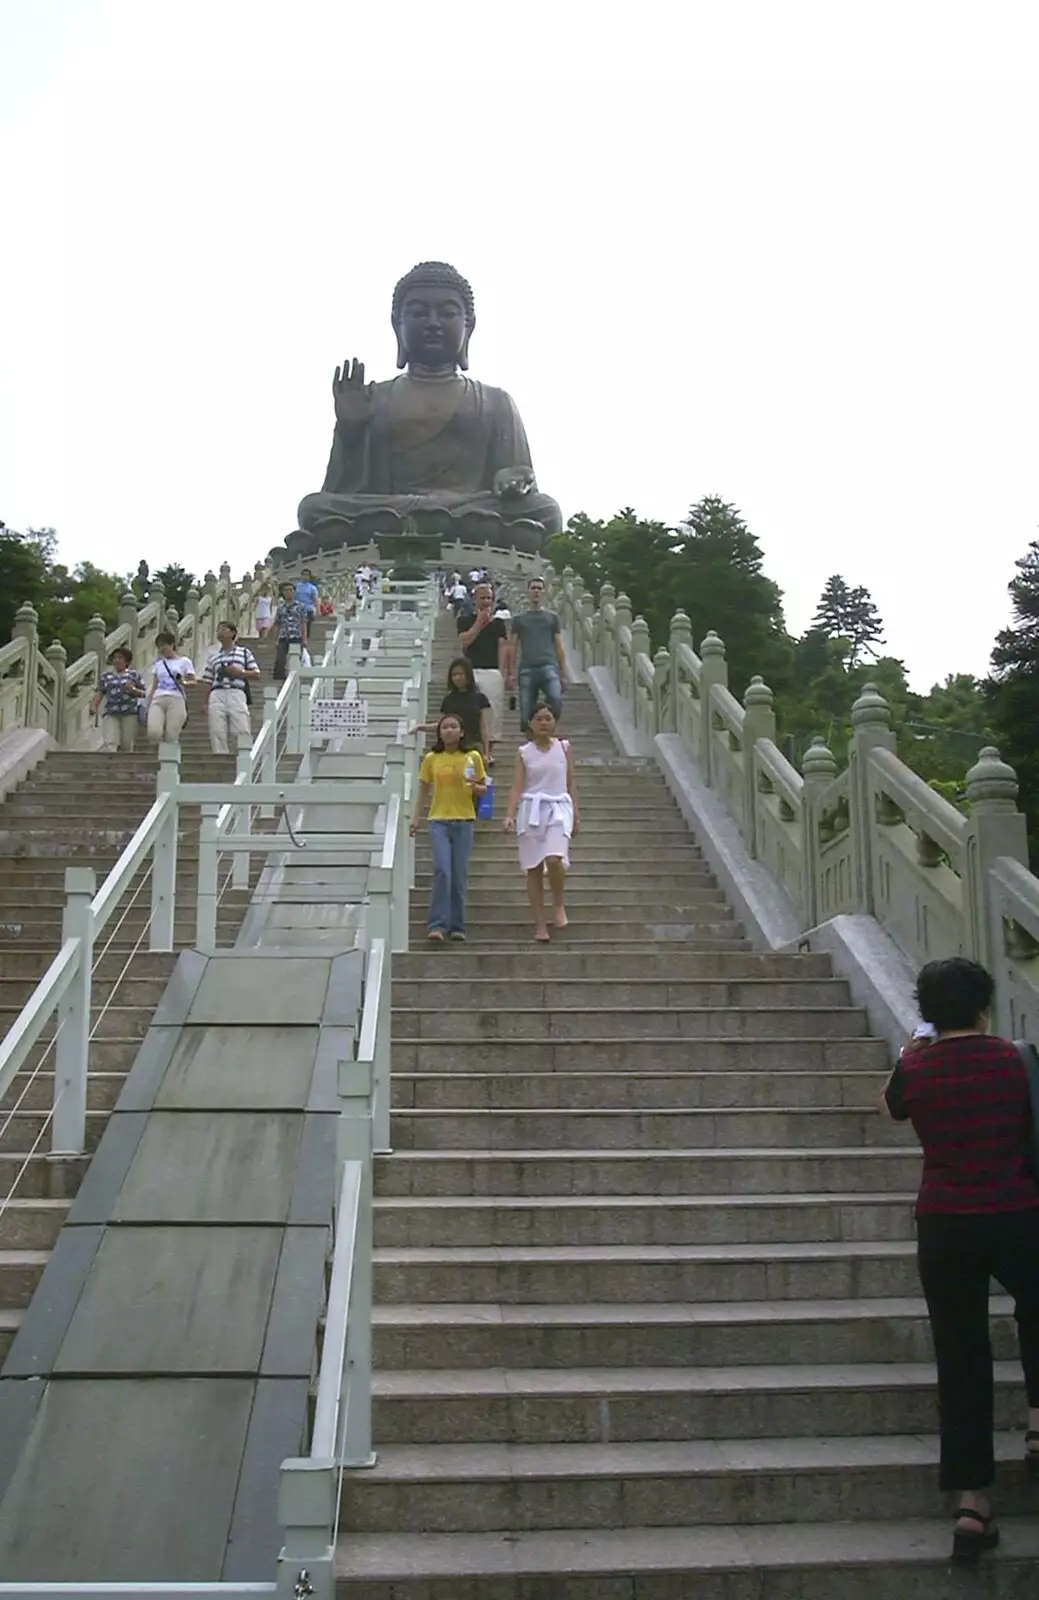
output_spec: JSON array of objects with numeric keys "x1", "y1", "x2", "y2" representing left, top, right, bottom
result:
[
  {"x1": 848, "y1": 683, "x2": 896, "y2": 915},
  {"x1": 52, "y1": 866, "x2": 96, "y2": 1154},
  {"x1": 699, "y1": 631, "x2": 728, "y2": 787},
  {"x1": 45, "y1": 640, "x2": 67, "y2": 742},
  {"x1": 964, "y1": 748, "x2": 1030, "y2": 1031},
  {"x1": 801, "y1": 738, "x2": 838, "y2": 930},
  {"x1": 12, "y1": 603, "x2": 41, "y2": 730},
  {"x1": 365, "y1": 865, "x2": 393, "y2": 1154},
  {"x1": 196, "y1": 803, "x2": 221, "y2": 950},
  {"x1": 629, "y1": 615, "x2": 652, "y2": 731},
  {"x1": 287, "y1": 644, "x2": 303, "y2": 754},
  {"x1": 742, "y1": 676, "x2": 776, "y2": 857},
  {"x1": 337, "y1": 1055, "x2": 376, "y2": 1467},
  {"x1": 261, "y1": 684, "x2": 278, "y2": 814},
  {"x1": 232, "y1": 733, "x2": 252, "y2": 890},
  {"x1": 652, "y1": 647, "x2": 672, "y2": 733},
  {"x1": 384, "y1": 746, "x2": 409, "y2": 953},
  {"x1": 150, "y1": 742, "x2": 180, "y2": 951},
  {"x1": 277, "y1": 1463, "x2": 335, "y2": 1600}
]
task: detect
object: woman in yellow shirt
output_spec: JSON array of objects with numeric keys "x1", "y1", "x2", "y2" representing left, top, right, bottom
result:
[{"x1": 410, "y1": 713, "x2": 487, "y2": 943}]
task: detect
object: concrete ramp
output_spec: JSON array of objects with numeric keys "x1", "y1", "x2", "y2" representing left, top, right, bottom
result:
[{"x1": 0, "y1": 947, "x2": 362, "y2": 1581}]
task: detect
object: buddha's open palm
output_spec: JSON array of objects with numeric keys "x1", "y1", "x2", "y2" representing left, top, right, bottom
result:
[{"x1": 333, "y1": 358, "x2": 374, "y2": 427}]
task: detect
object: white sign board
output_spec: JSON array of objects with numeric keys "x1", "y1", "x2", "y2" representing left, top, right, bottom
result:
[{"x1": 309, "y1": 698, "x2": 370, "y2": 739}]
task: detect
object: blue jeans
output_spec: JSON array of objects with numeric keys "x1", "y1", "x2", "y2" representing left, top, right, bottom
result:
[
  {"x1": 428, "y1": 820, "x2": 475, "y2": 934},
  {"x1": 518, "y1": 663, "x2": 562, "y2": 729}
]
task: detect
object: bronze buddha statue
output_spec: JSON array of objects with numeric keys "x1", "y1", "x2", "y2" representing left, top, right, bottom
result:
[{"x1": 275, "y1": 262, "x2": 561, "y2": 565}]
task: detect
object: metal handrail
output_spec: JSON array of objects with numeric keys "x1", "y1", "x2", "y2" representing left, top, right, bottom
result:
[
  {"x1": 310, "y1": 1159, "x2": 362, "y2": 1459},
  {"x1": 0, "y1": 939, "x2": 80, "y2": 1101},
  {"x1": 90, "y1": 796, "x2": 172, "y2": 934}
]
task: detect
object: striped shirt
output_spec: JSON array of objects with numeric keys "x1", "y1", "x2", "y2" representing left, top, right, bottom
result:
[
  {"x1": 203, "y1": 644, "x2": 258, "y2": 692},
  {"x1": 885, "y1": 1034, "x2": 1039, "y2": 1215}
]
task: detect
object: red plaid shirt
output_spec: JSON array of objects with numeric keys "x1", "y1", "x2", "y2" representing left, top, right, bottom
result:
[{"x1": 886, "y1": 1034, "x2": 1039, "y2": 1215}]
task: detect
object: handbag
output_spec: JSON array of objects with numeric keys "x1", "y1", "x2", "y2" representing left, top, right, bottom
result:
[
  {"x1": 160, "y1": 658, "x2": 190, "y2": 723},
  {"x1": 1014, "y1": 1039, "x2": 1039, "y2": 1176}
]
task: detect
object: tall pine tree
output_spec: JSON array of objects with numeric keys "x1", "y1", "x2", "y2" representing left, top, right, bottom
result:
[{"x1": 812, "y1": 574, "x2": 885, "y2": 664}]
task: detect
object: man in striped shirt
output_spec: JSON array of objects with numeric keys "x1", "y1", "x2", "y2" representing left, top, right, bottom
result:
[{"x1": 203, "y1": 622, "x2": 261, "y2": 753}]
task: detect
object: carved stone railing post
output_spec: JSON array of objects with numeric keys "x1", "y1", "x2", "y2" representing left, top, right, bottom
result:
[
  {"x1": 45, "y1": 641, "x2": 67, "y2": 740},
  {"x1": 119, "y1": 591, "x2": 139, "y2": 651},
  {"x1": 699, "y1": 631, "x2": 728, "y2": 787},
  {"x1": 12, "y1": 603, "x2": 41, "y2": 728},
  {"x1": 629, "y1": 615, "x2": 651, "y2": 730},
  {"x1": 596, "y1": 584, "x2": 615, "y2": 667},
  {"x1": 652, "y1": 647, "x2": 672, "y2": 733},
  {"x1": 83, "y1": 614, "x2": 107, "y2": 681},
  {"x1": 579, "y1": 593, "x2": 595, "y2": 668},
  {"x1": 149, "y1": 580, "x2": 166, "y2": 615},
  {"x1": 964, "y1": 748, "x2": 1030, "y2": 1025},
  {"x1": 613, "y1": 593, "x2": 632, "y2": 696},
  {"x1": 185, "y1": 584, "x2": 201, "y2": 638},
  {"x1": 742, "y1": 676, "x2": 776, "y2": 857},
  {"x1": 848, "y1": 683, "x2": 896, "y2": 915},
  {"x1": 801, "y1": 737, "x2": 838, "y2": 928}
]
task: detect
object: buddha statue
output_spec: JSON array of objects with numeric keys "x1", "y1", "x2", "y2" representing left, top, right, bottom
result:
[{"x1": 277, "y1": 261, "x2": 561, "y2": 565}]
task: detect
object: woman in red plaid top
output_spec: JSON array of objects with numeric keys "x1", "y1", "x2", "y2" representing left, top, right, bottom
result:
[{"x1": 883, "y1": 957, "x2": 1039, "y2": 1566}]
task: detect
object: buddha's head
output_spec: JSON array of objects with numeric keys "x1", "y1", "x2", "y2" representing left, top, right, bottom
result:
[{"x1": 392, "y1": 261, "x2": 475, "y2": 373}]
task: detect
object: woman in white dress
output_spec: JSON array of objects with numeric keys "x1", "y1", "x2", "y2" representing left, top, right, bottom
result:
[{"x1": 503, "y1": 705, "x2": 579, "y2": 941}]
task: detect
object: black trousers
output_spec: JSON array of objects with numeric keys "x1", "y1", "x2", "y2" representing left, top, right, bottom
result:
[{"x1": 917, "y1": 1207, "x2": 1039, "y2": 1489}]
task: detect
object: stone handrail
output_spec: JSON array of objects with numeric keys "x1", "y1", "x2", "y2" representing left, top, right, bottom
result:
[
  {"x1": 552, "y1": 564, "x2": 1039, "y2": 1039},
  {"x1": 1, "y1": 562, "x2": 272, "y2": 748}
]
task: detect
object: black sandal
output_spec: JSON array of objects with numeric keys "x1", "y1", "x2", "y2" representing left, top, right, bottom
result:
[
  {"x1": 951, "y1": 1506, "x2": 1000, "y2": 1567},
  {"x1": 1025, "y1": 1429, "x2": 1039, "y2": 1479}
]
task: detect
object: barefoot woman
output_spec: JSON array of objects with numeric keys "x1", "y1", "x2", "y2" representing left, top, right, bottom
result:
[{"x1": 503, "y1": 705, "x2": 579, "y2": 941}]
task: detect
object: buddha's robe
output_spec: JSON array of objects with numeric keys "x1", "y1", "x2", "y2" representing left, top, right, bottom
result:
[{"x1": 297, "y1": 373, "x2": 561, "y2": 537}]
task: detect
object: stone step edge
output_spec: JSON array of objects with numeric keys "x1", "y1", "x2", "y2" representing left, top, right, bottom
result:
[
  {"x1": 375, "y1": 1190, "x2": 917, "y2": 1210},
  {"x1": 334, "y1": 1516, "x2": 1039, "y2": 1581},
  {"x1": 372, "y1": 1240, "x2": 914, "y2": 1265},
  {"x1": 371, "y1": 1294, "x2": 1014, "y2": 1328},
  {"x1": 373, "y1": 1357, "x2": 1023, "y2": 1398},
  {"x1": 378, "y1": 1146, "x2": 910, "y2": 1162},
  {"x1": 338, "y1": 1430, "x2": 1029, "y2": 1482}
]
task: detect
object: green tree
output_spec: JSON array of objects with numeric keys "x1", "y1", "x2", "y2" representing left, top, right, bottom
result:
[
  {"x1": 37, "y1": 560, "x2": 131, "y2": 661},
  {"x1": 666, "y1": 497, "x2": 792, "y2": 699},
  {"x1": 0, "y1": 530, "x2": 49, "y2": 645},
  {"x1": 986, "y1": 538, "x2": 1039, "y2": 862},
  {"x1": 153, "y1": 564, "x2": 195, "y2": 615},
  {"x1": 812, "y1": 574, "x2": 885, "y2": 664}
]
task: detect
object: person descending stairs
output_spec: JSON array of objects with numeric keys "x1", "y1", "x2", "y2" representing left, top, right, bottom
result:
[{"x1": 332, "y1": 612, "x2": 1039, "y2": 1594}]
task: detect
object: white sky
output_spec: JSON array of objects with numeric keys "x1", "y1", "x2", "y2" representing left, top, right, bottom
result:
[{"x1": 2, "y1": 0, "x2": 1037, "y2": 690}]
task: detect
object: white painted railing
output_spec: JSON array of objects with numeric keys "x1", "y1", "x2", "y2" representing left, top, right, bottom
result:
[{"x1": 554, "y1": 564, "x2": 1039, "y2": 1040}]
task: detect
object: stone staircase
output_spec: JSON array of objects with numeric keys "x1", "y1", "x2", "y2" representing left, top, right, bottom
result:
[
  {"x1": 336, "y1": 648, "x2": 1039, "y2": 1592},
  {"x1": 0, "y1": 622, "x2": 330, "y2": 1366}
]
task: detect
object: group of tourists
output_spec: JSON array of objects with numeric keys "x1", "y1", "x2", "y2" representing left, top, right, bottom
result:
[
  {"x1": 411, "y1": 575, "x2": 578, "y2": 944},
  {"x1": 91, "y1": 570, "x2": 326, "y2": 756}
]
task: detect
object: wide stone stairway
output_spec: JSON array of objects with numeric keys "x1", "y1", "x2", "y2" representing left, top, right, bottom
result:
[
  {"x1": 337, "y1": 645, "x2": 1039, "y2": 1594},
  {"x1": 0, "y1": 620, "x2": 329, "y2": 1364}
]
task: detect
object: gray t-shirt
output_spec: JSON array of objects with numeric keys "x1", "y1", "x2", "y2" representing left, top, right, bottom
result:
[{"x1": 511, "y1": 608, "x2": 560, "y2": 668}]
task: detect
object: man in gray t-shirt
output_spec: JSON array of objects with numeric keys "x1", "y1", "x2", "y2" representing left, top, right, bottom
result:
[{"x1": 506, "y1": 576, "x2": 569, "y2": 729}]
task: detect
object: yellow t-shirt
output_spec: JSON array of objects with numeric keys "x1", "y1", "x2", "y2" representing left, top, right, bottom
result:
[{"x1": 419, "y1": 748, "x2": 487, "y2": 821}]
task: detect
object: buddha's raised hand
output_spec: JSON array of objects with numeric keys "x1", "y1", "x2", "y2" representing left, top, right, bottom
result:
[{"x1": 332, "y1": 358, "x2": 374, "y2": 427}]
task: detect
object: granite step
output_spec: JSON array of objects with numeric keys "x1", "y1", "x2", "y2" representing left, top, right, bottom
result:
[
  {"x1": 393, "y1": 951, "x2": 834, "y2": 980},
  {"x1": 392, "y1": 977, "x2": 853, "y2": 1008},
  {"x1": 371, "y1": 1240, "x2": 922, "y2": 1305},
  {"x1": 0, "y1": 1248, "x2": 50, "y2": 1307},
  {"x1": 404, "y1": 921, "x2": 746, "y2": 943},
  {"x1": 393, "y1": 1006, "x2": 867, "y2": 1041},
  {"x1": 373, "y1": 1147, "x2": 919, "y2": 1197},
  {"x1": 387, "y1": 1106, "x2": 909, "y2": 1151},
  {"x1": 370, "y1": 1360, "x2": 1028, "y2": 1445},
  {"x1": 391, "y1": 1069, "x2": 879, "y2": 1110},
  {"x1": 373, "y1": 1191, "x2": 917, "y2": 1248},
  {"x1": 0, "y1": 1197, "x2": 70, "y2": 1251},
  {"x1": 391, "y1": 1037, "x2": 889, "y2": 1071},
  {"x1": 333, "y1": 1518, "x2": 1039, "y2": 1599},
  {"x1": 371, "y1": 1295, "x2": 1014, "y2": 1371}
]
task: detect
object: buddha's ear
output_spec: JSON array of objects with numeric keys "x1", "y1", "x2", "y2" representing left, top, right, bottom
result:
[
  {"x1": 394, "y1": 323, "x2": 407, "y2": 369},
  {"x1": 459, "y1": 320, "x2": 474, "y2": 372}
]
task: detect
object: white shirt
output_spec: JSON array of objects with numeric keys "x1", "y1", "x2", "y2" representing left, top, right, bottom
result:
[{"x1": 150, "y1": 655, "x2": 195, "y2": 696}]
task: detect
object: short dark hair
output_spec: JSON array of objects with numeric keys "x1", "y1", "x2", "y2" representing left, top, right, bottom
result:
[
  {"x1": 915, "y1": 958, "x2": 995, "y2": 1032},
  {"x1": 111, "y1": 647, "x2": 132, "y2": 667},
  {"x1": 156, "y1": 630, "x2": 175, "y2": 647},
  {"x1": 218, "y1": 619, "x2": 238, "y2": 636},
  {"x1": 528, "y1": 576, "x2": 545, "y2": 589}
]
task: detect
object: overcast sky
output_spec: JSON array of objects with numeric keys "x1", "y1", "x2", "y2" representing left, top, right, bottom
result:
[{"x1": 2, "y1": 0, "x2": 1037, "y2": 689}]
